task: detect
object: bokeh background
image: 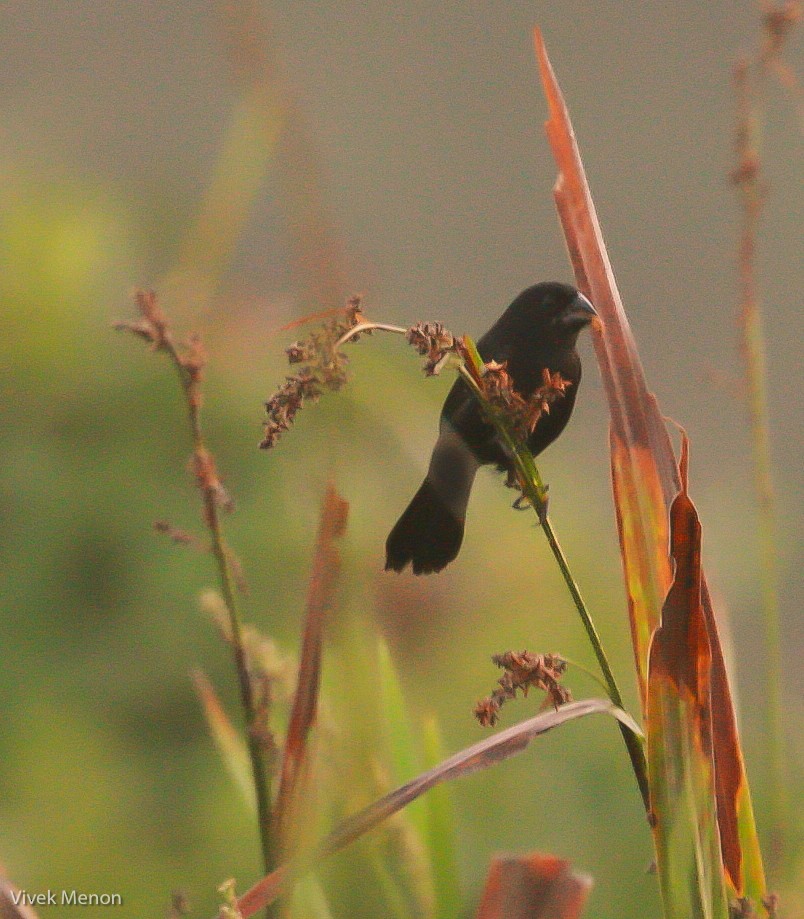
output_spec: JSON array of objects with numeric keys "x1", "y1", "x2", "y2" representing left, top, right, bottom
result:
[{"x1": 0, "y1": 2, "x2": 800, "y2": 917}]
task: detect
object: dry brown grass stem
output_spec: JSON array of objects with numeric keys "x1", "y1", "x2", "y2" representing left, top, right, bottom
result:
[
  {"x1": 731, "y1": 3, "x2": 800, "y2": 873},
  {"x1": 116, "y1": 292, "x2": 277, "y2": 882}
]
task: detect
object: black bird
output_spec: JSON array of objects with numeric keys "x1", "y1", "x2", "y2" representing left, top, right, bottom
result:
[{"x1": 385, "y1": 281, "x2": 596, "y2": 574}]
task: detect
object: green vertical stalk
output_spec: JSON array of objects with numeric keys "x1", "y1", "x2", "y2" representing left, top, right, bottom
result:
[{"x1": 456, "y1": 355, "x2": 650, "y2": 811}]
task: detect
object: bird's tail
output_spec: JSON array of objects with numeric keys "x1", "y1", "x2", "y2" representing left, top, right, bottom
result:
[{"x1": 385, "y1": 476, "x2": 466, "y2": 575}]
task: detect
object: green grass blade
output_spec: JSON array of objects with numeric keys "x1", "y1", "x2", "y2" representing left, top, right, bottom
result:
[
  {"x1": 376, "y1": 637, "x2": 425, "y2": 828},
  {"x1": 192, "y1": 669, "x2": 255, "y2": 811},
  {"x1": 376, "y1": 635, "x2": 436, "y2": 917},
  {"x1": 421, "y1": 715, "x2": 461, "y2": 919}
]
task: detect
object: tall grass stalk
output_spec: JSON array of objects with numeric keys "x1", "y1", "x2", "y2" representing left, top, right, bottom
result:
[
  {"x1": 731, "y1": 5, "x2": 799, "y2": 864},
  {"x1": 455, "y1": 349, "x2": 650, "y2": 811},
  {"x1": 116, "y1": 296, "x2": 277, "y2": 890}
]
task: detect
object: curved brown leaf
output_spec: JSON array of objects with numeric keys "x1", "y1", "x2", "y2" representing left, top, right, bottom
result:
[
  {"x1": 273, "y1": 483, "x2": 349, "y2": 850},
  {"x1": 230, "y1": 699, "x2": 639, "y2": 917}
]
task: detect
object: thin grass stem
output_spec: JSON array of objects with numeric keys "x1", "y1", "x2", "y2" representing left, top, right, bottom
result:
[
  {"x1": 732, "y1": 54, "x2": 787, "y2": 872},
  {"x1": 456, "y1": 359, "x2": 650, "y2": 811},
  {"x1": 335, "y1": 321, "x2": 408, "y2": 349}
]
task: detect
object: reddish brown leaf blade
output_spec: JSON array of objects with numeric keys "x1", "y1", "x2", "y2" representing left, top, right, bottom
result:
[
  {"x1": 679, "y1": 428, "x2": 690, "y2": 492},
  {"x1": 535, "y1": 27, "x2": 676, "y2": 702},
  {"x1": 609, "y1": 435, "x2": 672, "y2": 692},
  {"x1": 278, "y1": 305, "x2": 352, "y2": 333},
  {"x1": 236, "y1": 865, "x2": 290, "y2": 919},
  {"x1": 272, "y1": 483, "x2": 349, "y2": 848},
  {"x1": 534, "y1": 29, "x2": 764, "y2": 898},
  {"x1": 232, "y1": 700, "x2": 636, "y2": 917},
  {"x1": 654, "y1": 494, "x2": 708, "y2": 698},
  {"x1": 320, "y1": 700, "x2": 637, "y2": 858},
  {"x1": 193, "y1": 669, "x2": 242, "y2": 751},
  {"x1": 646, "y1": 494, "x2": 729, "y2": 917},
  {"x1": 475, "y1": 853, "x2": 592, "y2": 919},
  {"x1": 701, "y1": 577, "x2": 753, "y2": 896}
]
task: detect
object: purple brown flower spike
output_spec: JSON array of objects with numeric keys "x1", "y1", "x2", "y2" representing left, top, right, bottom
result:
[{"x1": 474, "y1": 651, "x2": 571, "y2": 727}]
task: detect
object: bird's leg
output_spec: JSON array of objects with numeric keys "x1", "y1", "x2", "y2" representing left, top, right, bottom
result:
[
  {"x1": 506, "y1": 467, "x2": 533, "y2": 511},
  {"x1": 510, "y1": 475, "x2": 550, "y2": 523}
]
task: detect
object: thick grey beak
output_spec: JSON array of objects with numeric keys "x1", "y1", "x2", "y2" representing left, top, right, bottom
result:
[{"x1": 562, "y1": 291, "x2": 597, "y2": 329}]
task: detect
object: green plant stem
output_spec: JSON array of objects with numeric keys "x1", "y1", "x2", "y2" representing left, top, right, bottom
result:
[
  {"x1": 741, "y1": 297, "x2": 784, "y2": 867},
  {"x1": 540, "y1": 514, "x2": 650, "y2": 810},
  {"x1": 456, "y1": 359, "x2": 650, "y2": 811},
  {"x1": 164, "y1": 343, "x2": 277, "y2": 884}
]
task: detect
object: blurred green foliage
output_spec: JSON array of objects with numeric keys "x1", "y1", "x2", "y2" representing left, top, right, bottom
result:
[{"x1": 0, "y1": 7, "x2": 798, "y2": 906}]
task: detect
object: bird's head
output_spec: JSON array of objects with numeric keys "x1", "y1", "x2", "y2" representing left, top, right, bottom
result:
[{"x1": 511, "y1": 281, "x2": 598, "y2": 345}]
